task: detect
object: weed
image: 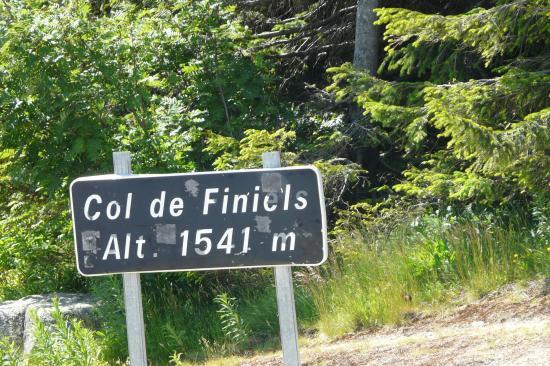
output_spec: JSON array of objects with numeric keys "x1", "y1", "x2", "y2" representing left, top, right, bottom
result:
[
  {"x1": 0, "y1": 336, "x2": 20, "y2": 366},
  {"x1": 214, "y1": 293, "x2": 249, "y2": 351},
  {"x1": 27, "y1": 298, "x2": 108, "y2": 366}
]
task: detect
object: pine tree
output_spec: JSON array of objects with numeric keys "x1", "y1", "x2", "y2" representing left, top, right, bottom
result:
[{"x1": 328, "y1": 0, "x2": 549, "y2": 206}]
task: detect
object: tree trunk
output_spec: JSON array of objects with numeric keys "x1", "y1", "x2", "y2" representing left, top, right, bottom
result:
[
  {"x1": 353, "y1": 0, "x2": 379, "y2": 75},
  {"x1": 351, "y1": 0, "x2": 380, "y2": 166}
]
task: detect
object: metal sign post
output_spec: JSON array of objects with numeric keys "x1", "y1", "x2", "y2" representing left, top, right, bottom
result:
[
  {"x1": 262, "y1": 151, "x2": 301, "y2": 366},
  {"x1": 113, "y1": 152, "x2": 147, "y2": 366}
]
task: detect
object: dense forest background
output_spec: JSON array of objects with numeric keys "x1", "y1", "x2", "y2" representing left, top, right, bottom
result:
[{"x1": 0, "y1": 0, "x2": 548, "y2": 364}]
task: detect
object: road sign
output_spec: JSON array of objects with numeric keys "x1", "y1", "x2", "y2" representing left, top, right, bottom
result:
[{"x1": 70, "y1": 166, "x2": 327, "y2": 276}]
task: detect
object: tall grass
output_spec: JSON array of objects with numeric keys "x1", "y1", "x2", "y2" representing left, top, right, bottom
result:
[
  {"x1": 79, "y1": 210, "x2": 549, "y2": 363},
  {"x1": 28, "y1": 298, "x2": 108, "y2": 366},
  {"x1": 92, "y1": 268, "x2": 316, "y2": 364},
  {"x1": 92, "y1": 273, "x2": 227, "y2": 364},
  {"x1": 308, "y1": 212, "x2": 549, "y2": 336}
]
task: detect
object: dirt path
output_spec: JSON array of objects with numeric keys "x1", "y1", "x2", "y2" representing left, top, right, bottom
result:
[{"x1": 238, "y1": 278, "x2": 549, "y2": 366}]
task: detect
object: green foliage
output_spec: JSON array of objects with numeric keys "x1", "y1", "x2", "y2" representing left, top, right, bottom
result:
[
  {"x1": 238, "y1": 283, "x2": 318, "y2": 346},
  {"x1": 92, "y1": 274, "x2": 226, "y2": 363},
  {"x1": 327, "y1": 0, "x2": 549, "y2": 206},
  {"x1": 0, "y1": 0, "x2": 547, "y2": 363},
  {"x1": 0, "y1": 196, "x2": 85, "y2": 299},
  {"x1": 206, "y1": 128, "x2": 297, "y2": 170},
  {"x1": 377, "y1": 1, "x2": 548, "y2": 71},
  {"x1": 0, "y1": 0, "x2": 287, "y2": 299},
  {"x1": 313, "y1": 159, "x2": 366, "y2": 209},
  {"x1": 407, "y1": 236, "x2": 456, "y2": 285},
  {"x1": 0, "y1": 336, "x2": 20, "y2": 366},
  {"x1": 91, "y1": 270, "x2": 319, "y2": 364},
  {"x1": 27, "y1": 298, "x2": 108, "y2": 366},
  {"x1": 0, "y1": 0, "x2": 284, "y2": 184}
]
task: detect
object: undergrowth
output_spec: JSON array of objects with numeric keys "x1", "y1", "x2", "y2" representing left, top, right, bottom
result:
[
  {"x1": 2, "y1": 210, "x2": 547, "y2": 365},
  {"x1": 0, "y1": 298, "x2": 108, "y2": 366},
  {"x1": 0, "y1": 336, "x2": 19, "y2": 366},
  {"x1": 92, "y1": 269, "x2": 316, "y2": 364},
  {"x1": 309, "y1": 210, "x2": 549, "y2": 336}
]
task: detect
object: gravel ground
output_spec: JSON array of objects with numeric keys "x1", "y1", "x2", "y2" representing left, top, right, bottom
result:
[{"x1": 238, "y1": 278, "x2": 549, "y2": 366}]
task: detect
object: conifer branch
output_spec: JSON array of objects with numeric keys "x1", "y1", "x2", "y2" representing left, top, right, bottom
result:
[{"x1": 254, "y1": 5, "x2": 356, "y2": 39}]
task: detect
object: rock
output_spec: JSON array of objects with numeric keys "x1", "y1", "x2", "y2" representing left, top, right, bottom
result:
[
  {"x1": 0, "y1": 293, "x2": 97, "y2": 353},
  {"x1": 0, "y1": 297, "x2": 39, "y2": 348}
]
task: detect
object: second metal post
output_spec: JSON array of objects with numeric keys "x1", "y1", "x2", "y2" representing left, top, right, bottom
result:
[
  {"x1": 113, "y1": 151, "x2": 148, "y2": 366},
  {"x1": 262, "y1": 151, "x2": 301, "y2": 366}
]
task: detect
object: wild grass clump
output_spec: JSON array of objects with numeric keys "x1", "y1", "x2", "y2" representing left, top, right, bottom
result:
[
  {"x1": 93, "y1": 269, "x2": 314, "y2": 364},
  {"x1": 309, "y1": 210, "x2": 549, "y2": 336},
  {"x1": 0, "y1": 336, "x2": 20, "y2": 366},
  {"x1": 92, "y1": 273, "x2": 227, "y2": 364},
  {"x1": 28, "y1": 298, "x2": 108, "y2": 366},
  {"x1": 0, "y1": 298, "x2": 109, "y2": 366}
]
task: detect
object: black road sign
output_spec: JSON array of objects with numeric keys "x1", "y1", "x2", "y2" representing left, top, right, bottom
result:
[{"x1": 70, "y1": 167, "x2": 327, "y2": 276}]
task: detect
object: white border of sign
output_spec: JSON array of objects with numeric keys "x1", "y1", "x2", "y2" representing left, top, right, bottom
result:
[{"x1": 70, "y1": 166, "x2": 328, "y2": 277}]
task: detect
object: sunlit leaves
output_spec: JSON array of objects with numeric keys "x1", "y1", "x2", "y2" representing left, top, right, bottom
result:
[{"x1": 0, "y1": 0, "x2": 285, "y2": 297}]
